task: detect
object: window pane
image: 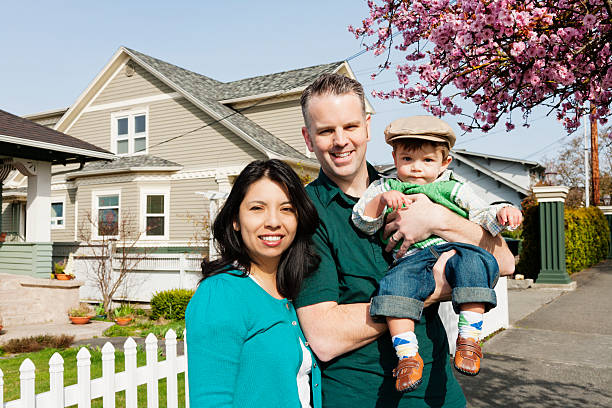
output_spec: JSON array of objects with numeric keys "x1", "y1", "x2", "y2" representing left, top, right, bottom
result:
[
  {"x1": 117, "y1": 118, "x2": 128, "y2": 135},
  {"x1": 57, "y1": 219, "x2": 63, "y2": 226},
  {"x1": 51, "y1": 203, "x2": 63, "y2": 217},
  {"x1": 147, "y1": 195, "x2": 164, "y2": 214},
  {"x1": 117, "y1": 139, "x2": 128, "y2": 154},
  {"x1": 134, "y1": 137, "x2": 146, "y2": 153},
  {"x1": 146, "y1": 216, "x2": 164, "y2": 236},
  {"x1": 135, "y1": 115, "x2": 146, "y2": 133},
  {"x1": 98, "y1": 209, "x2": 119, "y2": 235},
  {"x1": 99, "y1": 195, "x2": 119, "y2": 207}
]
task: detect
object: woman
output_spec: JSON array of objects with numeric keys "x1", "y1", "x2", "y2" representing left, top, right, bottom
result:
[{"x1": 186, "y1": 159, "x2": 321, "y2": 408}]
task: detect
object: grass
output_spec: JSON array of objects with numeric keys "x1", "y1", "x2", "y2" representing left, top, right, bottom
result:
[
  {"x1": 0, "y1": 346, "x2": 185, "y2": 407},
  {"x1": 103, "y1": 319, "x2": 185, "y2": 339}
]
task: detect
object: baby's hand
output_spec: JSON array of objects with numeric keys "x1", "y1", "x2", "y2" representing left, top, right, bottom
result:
[
  {"x1": 381, "y1": 190, "x2": 410, "y2": 211},
  {"x1": 497, "y1": 206, "x2": 523, "y2": 228}
]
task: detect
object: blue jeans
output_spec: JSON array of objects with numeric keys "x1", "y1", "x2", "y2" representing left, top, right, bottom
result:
[{"x1": 370, "y1": 242, "x2": 499, "y2": 321}]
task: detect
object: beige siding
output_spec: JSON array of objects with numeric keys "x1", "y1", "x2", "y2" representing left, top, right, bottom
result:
[
  {"x1": 92, "y1": 62, "x2": 175, "y2": 106},
  {"x1": 50, "y1": 188, "x2": 77, "y2": 242},
  {"x1": 148, "y1": 97, "x2": 265, "y2": 169},
  {"x1": 168, "y1": 178, "x2": 217, "y2": 242},
  {"x1": 241, "y1": 99, "x2": 308, "y2": 156},
  {"x1": 67, "y1": 110, "x2": 112, "y2": 151}
]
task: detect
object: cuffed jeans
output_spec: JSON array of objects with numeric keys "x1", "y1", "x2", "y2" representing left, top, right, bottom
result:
[{"x1": 370, "y1": 242, "x2": 499, "y2": 321}]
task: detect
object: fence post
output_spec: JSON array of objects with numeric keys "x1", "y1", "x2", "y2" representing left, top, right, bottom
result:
[
  {"x1": 124, "y1": 337, "x2": 138, "y2": 408},
  {"x1": 598, "y1": 206, "x2": 612, "y2": 259},
  {"x1": 102, "y1": 342, "x2": 116, "y2": 408},
  {"x1": 20, "y1": 358, "x2": 36, "y2": 408},
  {"x1": 184, "y1": 328, "x2": 190, "y2": 408},
  {"x1": 49, "y1": 352, "x2": 65, "y2": 408},
  {"x1": 179, "y1": 253, "x2": 186, "y2": 288},
  {"x1": 0, "y1": 367, "x2": 4, "y2": 407},
  {"x1": 145, "y1": 333, "x2": 159, "y2": 408},
  {"x1": 533, "y1": 186, "x2": 575, "y2": 287},
  {"x1": 165, "y1": 329, "x2": 178, "y2": 408},
  {"x1": 77, "y1": 347, "x2": 92, "y2": 408}
]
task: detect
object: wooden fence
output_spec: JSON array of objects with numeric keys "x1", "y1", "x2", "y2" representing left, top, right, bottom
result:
[{"x1": 0, "y1": 329, "x2": 189, "y2": 408}]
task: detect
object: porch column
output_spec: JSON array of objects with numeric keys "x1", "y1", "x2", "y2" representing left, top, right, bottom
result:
[
  {"x1": 598, "y1": 206, "x2": 612, "y2": 259},
  {"x1": 533, "y1": 186, "x2": 574, "y2": 287},
  {"x1": 25, "y1": 160, "x2": 52, "y2": 242}
]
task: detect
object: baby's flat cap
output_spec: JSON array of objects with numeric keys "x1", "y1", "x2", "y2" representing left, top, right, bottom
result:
[{"x1": 384, "y1": 115, "x2": 456, "y2": 148}]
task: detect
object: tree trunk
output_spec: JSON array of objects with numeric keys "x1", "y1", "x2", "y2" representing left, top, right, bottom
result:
[{"x1": 590, "y1": 104, "x2": 600, "y2": 205}]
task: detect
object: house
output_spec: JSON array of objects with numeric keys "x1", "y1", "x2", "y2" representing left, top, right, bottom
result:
[
  {"x1": 377, "y1": 149, "x2": 545, "y2": 208},
  {"x1": 2, "y1": 47, "x2": 371, "y2": 249},
  {"x1": 1, "y1": 47, "x2": 371, "y2": 300}
]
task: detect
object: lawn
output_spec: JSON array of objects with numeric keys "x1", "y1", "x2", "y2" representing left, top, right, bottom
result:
[{"x1": 0, "y1": 346, "x2": 186, "y2": 407}]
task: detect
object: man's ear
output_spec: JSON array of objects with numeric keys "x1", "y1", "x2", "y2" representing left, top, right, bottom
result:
[
  {"x1": 302, "y1": 126, "x2": 315, "y2": 153},
  {"x1": 365, "y1": 114, "x2": 371, "y2": 142}
]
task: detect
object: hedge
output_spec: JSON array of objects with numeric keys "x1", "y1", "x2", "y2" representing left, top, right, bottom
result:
[
  {"x1": 150, "y1": 288, "x2": 195, "y2": 320},
  {"x1": 565, "y1": 207, "x2": 610, "y2": 274},
  {"x1": 517, "y1": 204, "x2": 610, "y2": 279}
]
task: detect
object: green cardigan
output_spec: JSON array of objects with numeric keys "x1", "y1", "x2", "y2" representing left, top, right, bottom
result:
[{"x1": 186, "y1": 271, "x2": 322, "y2": 408}]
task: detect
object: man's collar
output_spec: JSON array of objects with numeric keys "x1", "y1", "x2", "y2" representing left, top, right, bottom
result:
[{"x1": 313, "y1": 163, "x2": 381, "y2": 207}]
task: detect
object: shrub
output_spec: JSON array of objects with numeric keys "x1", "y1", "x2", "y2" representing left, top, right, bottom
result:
[
  {"x1": 565, "y1": 207, "x2": 610, "y2": 274},
  {"x1": 516, "y1": 204, "x2": 540, "y2": 280},
  {"x1": 1, "y1": 335, "x2": 74, "y2": 354},
  {"x1": 150, "y1": 289, "x2": 194, "y2": 320}
]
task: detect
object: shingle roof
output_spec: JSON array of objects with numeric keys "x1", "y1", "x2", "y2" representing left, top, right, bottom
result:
[
  {"x1": 123, "y1": 48, "x2": 338, "y2": 164},
  {"x1": 81, "y1": 155, "x2": 182, "y2": 171},
  {"x1": 217, "y1": 61, "x2": 345, "y2": 100},
  {"x1": 0, "y1": 109, "x2": 111, "y2": 156}
]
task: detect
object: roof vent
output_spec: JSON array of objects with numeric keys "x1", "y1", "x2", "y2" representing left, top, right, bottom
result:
[{"x1": 125, "y1": 60, "x2": 135, "y2": 77}]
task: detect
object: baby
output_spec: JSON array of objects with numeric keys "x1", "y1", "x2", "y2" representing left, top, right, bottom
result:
[{"x1": 352, "y1": 116, "x2": 522, "y2": 393}]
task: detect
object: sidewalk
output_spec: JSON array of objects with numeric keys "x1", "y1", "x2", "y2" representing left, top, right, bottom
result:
[{"x1": 457, "y1": 260, "x2": 612, "y2": 408}]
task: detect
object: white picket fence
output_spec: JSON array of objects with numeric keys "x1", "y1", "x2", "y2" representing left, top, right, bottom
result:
[{"x1": 0, "y1": 330, "x2": 190, "y2": 408}]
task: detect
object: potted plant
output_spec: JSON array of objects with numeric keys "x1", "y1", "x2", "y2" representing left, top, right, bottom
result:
[
  {"x1": 94, "y1": 303, "x2": 107, "y2": 319},
  {"x1": 53, "y1": 260, "x2": 74, "y2": 280},
  {"x1": 68, "y1": 304, "x2": 93, "y2": 324},
  {"x1": 113, "y1": 305, "x2": 134, "y2": 326}
]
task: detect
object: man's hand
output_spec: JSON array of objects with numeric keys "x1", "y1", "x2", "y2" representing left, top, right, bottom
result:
[
  {"x1": 383, "y1": 193, "x2": 441, "y2": 256},
  {"x1": 424, "y1": 250, "x2": 455, "y2": 307}
]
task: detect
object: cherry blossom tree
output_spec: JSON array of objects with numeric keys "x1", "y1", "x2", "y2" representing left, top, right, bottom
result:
[{"x1": 349, "y1": 0, "x2": 612, "y2": 133}]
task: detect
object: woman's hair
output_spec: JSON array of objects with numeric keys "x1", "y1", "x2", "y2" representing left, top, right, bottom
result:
[{"x1": 201, "y1": 159, "x2": 320, "y2": 299}]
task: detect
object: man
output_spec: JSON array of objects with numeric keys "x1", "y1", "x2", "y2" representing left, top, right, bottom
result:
[{"x1": 295, "y1": 73, "x2": 515, "y2": 407}]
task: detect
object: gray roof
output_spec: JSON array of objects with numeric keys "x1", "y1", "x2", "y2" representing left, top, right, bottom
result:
[
  {"x1": 80, "y1": 154, "x2": 182, "y2": 171},
  {"x1": 123, "y1": 48, "x2": 338, "y2": 164}
]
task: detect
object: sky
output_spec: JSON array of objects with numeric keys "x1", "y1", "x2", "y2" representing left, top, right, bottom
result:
[{"x1": 0, "y1": 0, "x2": 587, "y2": 166}]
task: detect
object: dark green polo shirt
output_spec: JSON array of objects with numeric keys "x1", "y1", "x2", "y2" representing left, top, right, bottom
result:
[{"x1": 295, "y1": 164, "x2": 466, "y2": 408}]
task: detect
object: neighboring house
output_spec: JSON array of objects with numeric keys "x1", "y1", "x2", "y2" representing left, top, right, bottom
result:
[
  {"x1": 377, "y1": 149, "x2": 545, "y2": 208},
  {"x1": 2, "y1": 47, "x2": 372, "y2": 256}
]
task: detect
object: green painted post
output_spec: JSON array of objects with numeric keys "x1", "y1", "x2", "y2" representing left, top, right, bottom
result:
[
  {"x1": 533, "y1": 186, "x2": 572, "y2": 285},
  {"x1": 598, "y1": 206, "x2": 612, "y2": 259}
]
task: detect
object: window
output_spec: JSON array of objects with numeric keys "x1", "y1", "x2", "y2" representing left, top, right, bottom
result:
[
  {"x1": 97, "y1": 194, "x2": 119, "y2": 236},
  {"x1": 112, "y1": 109, "x2": 147, "y2": 155},
  {"x1": 140, "y1": 188, "x2": 169, "y2": 239},
  {"x1": 51, "y1": 200, "x2": 65, "y2": 229}
]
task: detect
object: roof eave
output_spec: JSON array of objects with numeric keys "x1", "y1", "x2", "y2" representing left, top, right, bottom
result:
[
  {"x1": 66, "y1": 165, "x2": 183, "y2": 180},
  {"x1": 451, "y1": 152, "x2": 530, "y2": 195},
  {"x1": 0, "y1": 134, "x2": 115, "y2": 161}
]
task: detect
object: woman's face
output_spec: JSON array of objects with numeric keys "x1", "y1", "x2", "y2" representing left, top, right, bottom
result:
[{"x1": 234, "y1": 177, "x2": 298, "y2": 269}]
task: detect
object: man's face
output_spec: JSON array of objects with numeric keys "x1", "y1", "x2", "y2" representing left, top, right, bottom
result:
[{"x1": 302, "y1": 93, "x2": 370, "y2": 185}]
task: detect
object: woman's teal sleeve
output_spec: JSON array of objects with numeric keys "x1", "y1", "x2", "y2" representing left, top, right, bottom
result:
[{"x1": 186, "y1": 277, "x2": 248, "y2": 408}]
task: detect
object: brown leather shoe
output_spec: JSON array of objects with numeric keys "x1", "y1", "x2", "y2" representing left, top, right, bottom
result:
[
  {"x1": 454, "y1": 336, "x2": 482, "y2": 376},
  {"x1": 393, "y1": 353, "x2": 423, "y2": 392}
]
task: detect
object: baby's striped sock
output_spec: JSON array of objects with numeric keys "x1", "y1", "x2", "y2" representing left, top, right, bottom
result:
[
  {"x1": 458, "y1": 311, "x2": 483, "y2": 340},
  {"x1": 392, "y1": 331, "x2": 418, "y2": 359}
]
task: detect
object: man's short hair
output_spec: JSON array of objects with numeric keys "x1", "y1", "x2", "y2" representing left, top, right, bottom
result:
[
  {"x1": 392, "y1": 139, "x2": 451, "y2": 160},
  {"x1": 300, "y1": 73, "x2": 366, "y2": 129}
]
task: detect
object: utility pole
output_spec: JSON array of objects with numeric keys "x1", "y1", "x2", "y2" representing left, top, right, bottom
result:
[
  {"x1": 584, "y1": 113, "x2": 590, "y2": 207},
  {"x1": 590, "y1": 104, "x2": 600, "y2": 205}
]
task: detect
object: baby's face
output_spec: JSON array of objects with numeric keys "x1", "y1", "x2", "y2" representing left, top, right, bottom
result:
[{"x1": 393, "y1": 143, "x2": 451, "y2": 185}]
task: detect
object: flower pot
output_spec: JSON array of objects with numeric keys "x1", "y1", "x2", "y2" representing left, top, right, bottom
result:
[
  {"x1": 55, "y1": 274, "x2": 72, "y2": 281},
  {"x1": 115, "y1": 317, "x2": 132, "y2": 326},
  {"x1": 69, "y1": 316, "x2": 91, "y2": 324}
]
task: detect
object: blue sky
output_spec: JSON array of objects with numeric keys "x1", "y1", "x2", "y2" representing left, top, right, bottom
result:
[{"x1": 0, "y1": 0, "x2": 580, "y2": 165}]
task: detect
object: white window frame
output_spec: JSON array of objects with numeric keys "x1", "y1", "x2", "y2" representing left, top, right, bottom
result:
[
  {"x1": 140, "y1": 187, "x2": 170, "y2": 241},
  {"x1": 50, "y1": 196, "x2": 66, "y2": 230},
  {"x1": 92, "y1": 189, "x2": 121, "y2": 240},
  {"x1": 110, "y1": 107, "x2": 149, "y2": 156}
]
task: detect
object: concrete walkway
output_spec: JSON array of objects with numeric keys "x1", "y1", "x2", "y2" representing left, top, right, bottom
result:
[
  {"x1": 0, "y1": 320, "x2": 113, "y2": 343},
  {"x1": 457, "y1": 260, "x2": 612, "y2": 408}
]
